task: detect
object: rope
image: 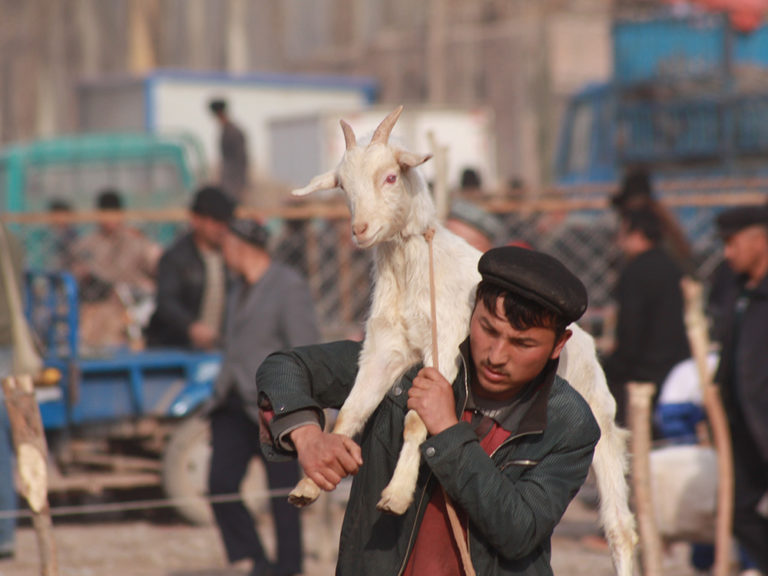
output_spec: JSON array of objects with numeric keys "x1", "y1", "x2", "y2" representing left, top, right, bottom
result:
[
  {"x1": 0, "y1": 487, "x2": 295, "y2": 520},
  {"x1": 424, "y1": 228, "x2": 476, "y2": 576}
]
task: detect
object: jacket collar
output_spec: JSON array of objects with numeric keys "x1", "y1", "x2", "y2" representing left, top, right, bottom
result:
[{"x1": 458, "y1": 337, "x2": 559, "y2": 435}]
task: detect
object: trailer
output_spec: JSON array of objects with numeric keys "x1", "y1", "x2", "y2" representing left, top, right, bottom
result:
[
  {"x1": 78, "y1": 70, "x2": 378, "y2": 196},
  {"x1": 268, "y1": 105, "x2": 500, "y2": 193},
  {"x1": 26, "y1": 270, "x2": 266, "y2": 525}
]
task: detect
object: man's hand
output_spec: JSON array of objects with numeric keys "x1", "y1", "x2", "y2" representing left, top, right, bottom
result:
[
  {"x1": 290, "y1": 425, "x2": 362, "y2": 491},
  {"x1": 188, "y1": 321, "x2": 217, "y2": 349},
  {"x1": 407, "y1": 366, "x2": 459, "y2": 436}
]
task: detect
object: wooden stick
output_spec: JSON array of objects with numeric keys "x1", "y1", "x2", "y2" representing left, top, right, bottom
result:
[
  {"x1": 2, "y1": 375, "x2": 59, "y2": 576},
  {"x1": 628, "y1": 382, "x2": 663, "y2": 576},
  {"x1": 424, "y1": 228, "x2": 476, "y2": 576},
  {"x1": 680, "y1": 277, "x2": 734, "y2": 576}
]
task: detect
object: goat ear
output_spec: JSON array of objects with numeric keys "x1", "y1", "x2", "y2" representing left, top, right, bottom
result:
[
  {"x1": 292, "y1": 170, "x2": 339, "y2": 197},
  {"x1": 395, "y1": 149, "x2": 433, "y2": 170}
]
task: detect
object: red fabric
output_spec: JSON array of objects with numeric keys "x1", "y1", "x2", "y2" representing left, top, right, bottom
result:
[
  {"x1": 665, "y1": 0, "x2": 768, "y2": 32},
  {"x1": 403, "y1": 411, "x2": 512, "y2": 576}
]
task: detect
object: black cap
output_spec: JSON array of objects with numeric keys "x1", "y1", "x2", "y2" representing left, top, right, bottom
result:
[
  {"x1": 229, "y1": 219, "x2": 270, "y2": 248},
  {"x1": 96, "y1": 189, "x2": 123, "y2": 210},
  {"x1": 716, "y1": 205, "x2": 768, "y2": 240},
  {"x1": 190, "y1": 185, "x2": 236, "y2": 222},
  {"x1": 478, "y1": 246, "x2": 588, "y2": 323},
  {"x1": 209, "y1": 99, "x2": 227, "y2": 114},
  {"x1": 611, "y1": 168, "x2": 653, "y2": 209}
]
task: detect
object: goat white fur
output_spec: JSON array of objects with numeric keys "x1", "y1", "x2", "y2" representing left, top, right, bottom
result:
[{"x1": 290, "y1": 106, "x2": 637, "y2": 576}]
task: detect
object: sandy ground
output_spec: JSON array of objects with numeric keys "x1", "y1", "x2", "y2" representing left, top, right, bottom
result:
[{"x1": 0, "y1": 486, "x2": 695, "y2": 576}]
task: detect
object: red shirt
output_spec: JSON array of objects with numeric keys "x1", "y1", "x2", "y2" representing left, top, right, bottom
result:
[{"x1": 403, "y1": 410, "x2": 512, "y2": 576}]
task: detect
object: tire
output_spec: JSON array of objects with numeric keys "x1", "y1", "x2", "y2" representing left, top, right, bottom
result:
[{"x1": 162, "y1": 414, "x2": 269, "y2": 525}]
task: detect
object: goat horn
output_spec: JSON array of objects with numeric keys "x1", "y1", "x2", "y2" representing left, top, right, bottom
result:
[
  {"x1": 371, "y1": 105, "x2": 404, "y2": 145},
  {"x1": 340, "y1": 119, "x2": 356, "y2": 150}
]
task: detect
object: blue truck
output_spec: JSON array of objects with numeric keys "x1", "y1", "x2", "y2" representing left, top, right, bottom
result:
[
  {"x1": 555, "y1": 13, "x2": 768, "y2": 187},
  {"x1": 28, "y1": 270, "x2": 225, "y2": 524}
]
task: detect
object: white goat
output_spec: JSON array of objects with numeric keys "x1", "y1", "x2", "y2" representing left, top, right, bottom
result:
[{"x1": 290, "y1": 106, "x2": 637, "y2": 576}]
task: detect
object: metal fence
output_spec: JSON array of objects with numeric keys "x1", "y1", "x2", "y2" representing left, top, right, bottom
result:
[{"x1": 5, "y1": 181, "x2": 766, "y2": 356}]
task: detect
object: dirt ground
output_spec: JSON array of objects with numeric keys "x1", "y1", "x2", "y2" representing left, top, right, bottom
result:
[{"x1": 0, "y1": 486, "x2": 695, "y2": 576}]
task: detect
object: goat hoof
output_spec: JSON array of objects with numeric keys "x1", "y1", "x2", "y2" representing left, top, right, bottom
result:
[
  {"x1": 376, "y1": 490, "x2": 411, "y2": 515},
  {"x1": 288, "y1": 478, "x2": 321, "y2": 508}
]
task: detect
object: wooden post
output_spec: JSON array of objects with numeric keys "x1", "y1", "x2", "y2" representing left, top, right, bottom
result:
[
  {"x1": 628, "y1": 382, "x2": 663, "y2": 576},
  {"x1": 680, "y1": 277, "x2": 734, "y2": 576},
  {"x1": 427, "y1": 131, "x2": 450, "y2": 222},
  {"x1": 2, "y1": 375, "x2": 59, "y2": 576}
]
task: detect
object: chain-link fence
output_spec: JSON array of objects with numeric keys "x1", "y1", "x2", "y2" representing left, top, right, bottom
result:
[{"x1": 6, "y1": 181, "x2": 766, "y2": 357}]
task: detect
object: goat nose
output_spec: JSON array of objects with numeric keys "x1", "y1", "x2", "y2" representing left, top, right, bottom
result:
[{"x1": 353, "y1": 223, "x2": 368, "y2": 237}]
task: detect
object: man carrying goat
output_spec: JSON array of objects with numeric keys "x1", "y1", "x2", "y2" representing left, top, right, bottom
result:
[{"x1": 256, "y1": 245, "x2": 600, "y2": 576}]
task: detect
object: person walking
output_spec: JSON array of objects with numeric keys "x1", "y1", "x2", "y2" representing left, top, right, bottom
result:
[
  {"x1": 603, "y1": 207, "x2": 691, "y2": 429},
  {"x1": 146, "y1": 185, "x2": 235, "y2": 350},
  {"x1": 209, "y1": 98, "x2": 249, "y2": 202},
  {"x1": 256, "y1": 246, "x2": 600, "y2": 575},
  {"x1": 208, "y1": 219, "x2": 319, "y2": 576},
  {"x1": 712, "y1": 205, "x2": 768, "y2": 574}
]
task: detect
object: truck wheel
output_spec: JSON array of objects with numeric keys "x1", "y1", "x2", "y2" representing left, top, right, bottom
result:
[{"x1": 162, "y1": 414, "x2": 269, "y2": 525}]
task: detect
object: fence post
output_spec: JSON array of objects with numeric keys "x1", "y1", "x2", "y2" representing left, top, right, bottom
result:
[
  {"x1": 2, "y1": 374, "x2": 59, "y2": 576},
  {"x1": 628, "y1": 381, "x2": 662, "y2": 576}
]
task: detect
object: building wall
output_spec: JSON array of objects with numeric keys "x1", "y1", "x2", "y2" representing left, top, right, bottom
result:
[{"x1": 0, "y1": 0, "x2": 613, "y2": 188}]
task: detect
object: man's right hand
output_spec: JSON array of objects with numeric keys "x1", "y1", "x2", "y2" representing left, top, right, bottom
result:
[
  {"x1": 290, "y1": 425, "x2": 362, "y2": 491},
  {"x1": 188, "y1": 322, "x2": 217, "y2": 349}
]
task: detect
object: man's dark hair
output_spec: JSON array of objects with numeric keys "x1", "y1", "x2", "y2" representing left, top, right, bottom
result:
[
  {"x1": 622, "y1": 207, "x2": 662, "y2": 244},
  {"x1": 96, "y1": 189, "x2": 123, "y2": 210},
  {"x1": 475, "y1": 280, "x2": 569, "y2": 340},
  {"x1": 209, "y1": 99, "x2": 227, "y2": 115},
  {"x1": 49, "y1": 199, "x2": 71, "y2": 212}
]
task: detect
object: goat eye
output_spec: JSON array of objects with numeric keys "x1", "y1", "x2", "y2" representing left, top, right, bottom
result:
[{"x1": 385, "y1": 174, "x2": 397, "y2": 185}]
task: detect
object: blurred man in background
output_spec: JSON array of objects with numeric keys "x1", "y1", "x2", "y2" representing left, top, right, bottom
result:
[
  {"x1": 603, "y1": 207, "x2": 690, "y2": 430},
  {"x1": 712, "y1": 205, "x2": 768, "y2": 574},
  {"x1": 207, "y1": 219, "x2": 318, "y2": 576},
  {"x1": 71, "y1": 189, "x2": 161, "y2": 348},
  {"x1": 209, "y1": 98, "x2": 249, "y2": 202},
  {"x1": 146, "y1": 185, "x2": 235, "y2": 350},
  {"x1": 47, "y1": 199, "x2": 77, "y2": 271},
  {"x1": 611, "y1": 167, "x2": 693, "y2": 272},
  {"x1": 445, "y1": 199, "x2": 502, "y2": 253}
]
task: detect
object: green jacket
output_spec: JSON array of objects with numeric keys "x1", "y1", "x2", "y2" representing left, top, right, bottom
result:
[{"x1": 257, "y1": 339, "x2": 600, "y2": 576}]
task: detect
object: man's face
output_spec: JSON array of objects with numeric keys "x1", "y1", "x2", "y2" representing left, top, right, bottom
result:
[
  {"x1": 617, "y1": 221, "x2": 644, "y2": 258},
  {"x1": 469, "y1": 295, "x2": 570, "y2": 401},
  {"x1": 723, "y1": 225, "x2": 768, "y2": 277},
  {"x1": 191, "y1": 214, "x2": 227, "y2": 249},
  {"x1": 222, "y1": 232, "x2": 246, "y2": 271}
]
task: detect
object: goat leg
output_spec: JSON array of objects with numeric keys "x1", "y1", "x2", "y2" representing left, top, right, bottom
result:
[
  {"x1": 377, "y1": 409, "x2": 428, "y2": 515},
  {"x1": 289, "y1": 342, "x2": 416, "y2": 508}
]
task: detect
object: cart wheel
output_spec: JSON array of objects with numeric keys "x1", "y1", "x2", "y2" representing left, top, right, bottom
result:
[{"x1": 162, "y1": 414, "x2": 269, "y2": 525}]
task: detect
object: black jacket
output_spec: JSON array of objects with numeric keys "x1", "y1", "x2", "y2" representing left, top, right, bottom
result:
[
  {"x1": 714, "y1": 270, "x2": 768, "y2": 464},
  {"x1": 604, "y1": 247, "x2": 690, "y2": 386},
  {"x1": 146, "y1": 232, "x2": 221, "y2": 348},
  {"x1": 257, "y1": 339, "x2": 600, "y2": 576}
]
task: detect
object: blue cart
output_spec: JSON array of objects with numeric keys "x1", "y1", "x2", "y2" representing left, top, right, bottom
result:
[{"x1": 26, "y1": 270, "x2": 267, "y2": 524}]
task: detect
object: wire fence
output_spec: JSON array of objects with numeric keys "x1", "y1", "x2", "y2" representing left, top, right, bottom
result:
[{"x1": 4, "y1": 181, "x2": 767, "y2": 354}]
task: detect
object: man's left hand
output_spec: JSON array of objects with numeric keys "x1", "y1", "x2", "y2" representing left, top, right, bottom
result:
[{"x1": 407, "y1": 366, "x2": 459, "y2": 436}]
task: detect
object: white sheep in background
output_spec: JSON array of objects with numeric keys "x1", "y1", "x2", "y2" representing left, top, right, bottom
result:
[{"x1": 290, "y1": 106, "x2": 637, "y2": 576}]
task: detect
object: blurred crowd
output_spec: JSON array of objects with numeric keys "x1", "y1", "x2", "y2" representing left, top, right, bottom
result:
[{"x1": 1, "y1": 162, "x2": 767, "y2": 575}]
